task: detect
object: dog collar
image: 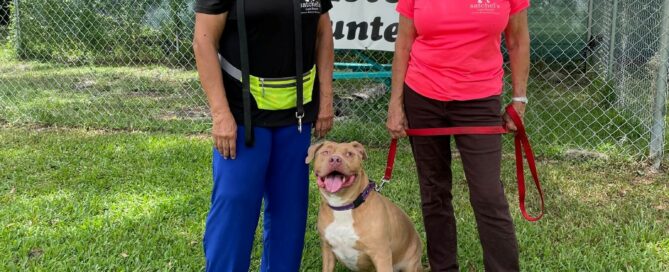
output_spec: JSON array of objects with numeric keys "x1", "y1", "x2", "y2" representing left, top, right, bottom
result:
[{"x1": 327, "y1": 182, "x2": 376, "y2": 211}]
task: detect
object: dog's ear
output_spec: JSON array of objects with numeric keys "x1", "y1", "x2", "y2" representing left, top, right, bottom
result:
[
  {"x1": 350, "y1": 141, "x2": 368, "y2": 160},
  {"x1": 305, "y1": 142, "x2": 326, "y2": 164}
]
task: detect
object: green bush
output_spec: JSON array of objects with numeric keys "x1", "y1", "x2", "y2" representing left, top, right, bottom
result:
[{"x1": 13, "y1": 0, "x2": 195, "y2": 66}]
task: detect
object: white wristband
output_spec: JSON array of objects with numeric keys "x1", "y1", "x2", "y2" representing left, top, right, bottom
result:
[{"x1": 512, "y1": 96, "x2": 528, "y2": 104}]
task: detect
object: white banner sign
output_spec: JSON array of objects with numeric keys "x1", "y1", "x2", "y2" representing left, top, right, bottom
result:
[{"x1": 329, "y1": 0, "x2": 399, "y2": 52}]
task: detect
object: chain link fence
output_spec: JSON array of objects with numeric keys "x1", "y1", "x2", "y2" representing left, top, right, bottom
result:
[
  {"x1": 586, "y1": 0, "x2": 669, "y2": 167},
  {"x1": 0, "y1": 0, "x2": 667, "y2": 165}
]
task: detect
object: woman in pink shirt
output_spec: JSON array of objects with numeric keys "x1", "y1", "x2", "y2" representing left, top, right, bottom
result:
[{"x1": 386, "y1": 0, "x2": 530, "y2": 271}]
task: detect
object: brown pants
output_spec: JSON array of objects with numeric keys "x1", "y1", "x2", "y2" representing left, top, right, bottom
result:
[{"x1": 403, "y1": 85, "x2": 519, "y2": 272}]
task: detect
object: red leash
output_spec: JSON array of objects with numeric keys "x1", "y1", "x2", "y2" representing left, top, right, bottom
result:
[{"x1": 381, "y1": 105, "x2": 545, "y2": 222}]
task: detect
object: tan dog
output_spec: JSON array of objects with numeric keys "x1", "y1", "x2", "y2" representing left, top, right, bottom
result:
[{"x1": 306, "y1": 141, "x2": 423, "y2": 272}]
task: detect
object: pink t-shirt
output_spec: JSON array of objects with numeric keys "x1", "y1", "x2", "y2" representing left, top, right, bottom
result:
[{"x1": 397, "y1": 0, "x2": 530, "y2": 101}]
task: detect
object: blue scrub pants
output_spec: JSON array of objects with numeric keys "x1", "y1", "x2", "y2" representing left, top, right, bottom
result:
[{"x1": 203, "y1": 124, "x2": 311, "y2": 272}]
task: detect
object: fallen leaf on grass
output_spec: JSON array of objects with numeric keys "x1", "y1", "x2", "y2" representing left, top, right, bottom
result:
[
  {"x1": 120, "y1": 252, "x2": 129, "y2": 258},
  {"x1": 9, "y1": 187, "x2": 16, "y2": 194},
  {"x1": 28, "y1": 248, "x2": 43, "y2": 259},
  {"x1": 655, "y1": 204, "x2": 667, "y2": 211}
]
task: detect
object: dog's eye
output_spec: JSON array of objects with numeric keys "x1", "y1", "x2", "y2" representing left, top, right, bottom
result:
[
  {"x1": 321, "y1": 150, "x2": 330, "y2": 155},
  {"x1": 346, "y1": 152, "x2": 354, "y2": 157}
]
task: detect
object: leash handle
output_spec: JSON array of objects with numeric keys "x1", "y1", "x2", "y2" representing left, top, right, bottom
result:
[
  {"x1": 236, "y1": 0, "x2": 254, "y2": 147},
  {"x1": 506, "y1": 105, "x2": 545, "y2": 222},
  {"x1": 292, "y1": 0, "x2": 305, "y2": 130},
  {"x1": 383, "y1": 138, "x2": 398, "y2": 182}
]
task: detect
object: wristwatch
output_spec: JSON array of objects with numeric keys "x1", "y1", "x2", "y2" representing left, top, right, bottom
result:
[{"x1": 512, "y1": 96, "x2": 528, "y2": 104}]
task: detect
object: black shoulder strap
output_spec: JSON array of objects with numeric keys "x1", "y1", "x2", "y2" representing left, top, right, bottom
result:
[
  {"x1": 292, "y1": 0, "x2": 304, "y2": 121},
  {"x1": 237, "y1": 0, "x2": 254, "y2": 146}
]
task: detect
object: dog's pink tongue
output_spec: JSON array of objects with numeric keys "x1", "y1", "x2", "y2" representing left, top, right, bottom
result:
[{"x1": 324, "y1": 175, "x2": 344, "y2": 193}]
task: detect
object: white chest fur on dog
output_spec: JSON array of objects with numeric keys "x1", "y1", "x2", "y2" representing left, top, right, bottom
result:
[
  {"x1": 325, "y1": 210, "x2": 361, "y2": 270},
  {"x1": 324, "y1": 196, "x2": 362, "y2": 271}
]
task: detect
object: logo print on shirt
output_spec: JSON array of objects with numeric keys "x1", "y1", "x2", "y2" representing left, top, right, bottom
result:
[
  {"x1": 301, "y1": 0, "x2": 321, "y2": 14},
  {"x1": 470, "y1": 0, "x2": 500, "y2": 14}
]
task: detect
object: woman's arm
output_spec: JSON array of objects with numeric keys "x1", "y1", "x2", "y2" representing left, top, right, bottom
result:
[
  {"x1": 504, "y1": 10, "x2": 530, "y2": 131},
  {"x1": 193, "y1": 12, "x2": 238, "y2": 159},
  {"x1": 386, "y1": 15, "x2": 417, "y2": 139},
  {"x1": 315, "y1": 13, "x2": 335, "y2": 138}
]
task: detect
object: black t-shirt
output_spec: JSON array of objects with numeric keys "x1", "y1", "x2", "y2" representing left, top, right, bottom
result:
[{"x1": 194, "y1": 0, "x2": 333, "y2": 127}]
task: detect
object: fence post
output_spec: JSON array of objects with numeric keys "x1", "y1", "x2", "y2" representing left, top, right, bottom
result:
[
  {"x1": 583, "y1": 0, "x2": 594, "y2": 73},
  {"x1": 650, "y1": 0, "x2": 669, "y2": 171},
  {"x1": 12, "y1": 0, "x2": 19, "y2": 55},
  {"x1": 586, "y1": 0, "x2": 594, "y2": 39},
  {"x1": 169, "y1": 0, "x2": 180, "y2": 62},
  {"x1": 606, "y1": 0, "x2": 619, "y2": 78}
]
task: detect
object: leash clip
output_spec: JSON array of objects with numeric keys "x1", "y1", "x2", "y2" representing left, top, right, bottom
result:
[
  {"x1": 296, "y1": 112, "x2": 305, "y2": 133},
  {"x1": 375, "y1": 178, "x2": 389, "y2": 192}
]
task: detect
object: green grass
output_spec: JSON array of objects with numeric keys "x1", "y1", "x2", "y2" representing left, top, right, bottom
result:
[
  {"x1": 1, "y1": 128, "x2": 667, "y2": 271},
  {"x1": 0, "y1": 48, "x2": 209, "y2": 134}
]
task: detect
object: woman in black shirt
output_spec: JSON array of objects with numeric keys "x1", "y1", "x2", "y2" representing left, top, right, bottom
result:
[{"x1": 193, "y1": 0, "x2": 334, "y2": 270}]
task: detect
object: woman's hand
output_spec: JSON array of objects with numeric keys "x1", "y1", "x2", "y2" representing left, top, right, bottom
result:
[
  {"x1": 386, "y1": 15, "x2": 415, "y2": 140},
  {"x1": 315, "y1": 94, "x2": 334, "y2": 138},
  {"x1": 386, "y1": 101, "x2": 408, "y2": 139},
  {"x1": 504, "y1": 101, "x2": 526, "y2": 132},
  {"x1": 212, "y1": 111, "x2": 238, "y2": 159}
]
